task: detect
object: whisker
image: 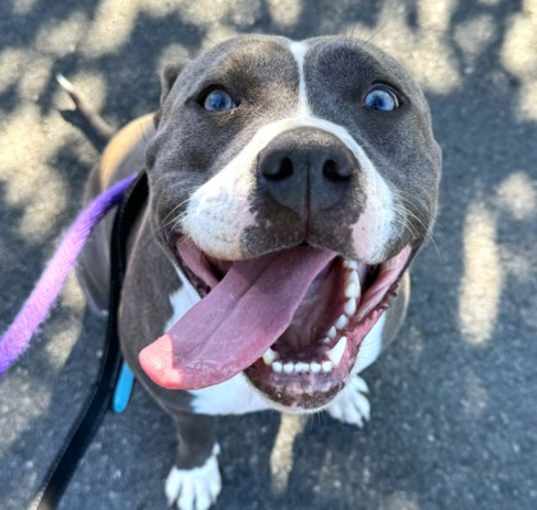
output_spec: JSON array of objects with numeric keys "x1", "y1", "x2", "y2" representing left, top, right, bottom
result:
[
  {"x1": 131, "y1": 185, "x2": 201, "y2": 254},
  {"x1": 390, "y1": 189, "x2": 442, "y2": 259}
]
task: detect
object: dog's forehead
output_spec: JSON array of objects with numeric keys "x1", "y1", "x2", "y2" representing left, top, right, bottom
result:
[
  {"x1": 172, "y1": 35, "x2": 299, "y2": 99},
  {"x1": 170, "y1": 34, "x2": 422, "y2": 104},
  {"x1": 306, "y1": 37, "x2": 421, "y2": 90},
  {"x1": 302, "y1": 36, "x2": 428, "y2": 113}
]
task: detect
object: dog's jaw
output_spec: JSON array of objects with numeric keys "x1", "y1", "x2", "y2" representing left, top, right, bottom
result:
[
  {"x1": 138, "y1": 240, "x2": 412, "y2": 412},
  {"x1": 241, "y1": 247, "x2": 411, "y2": 410}
]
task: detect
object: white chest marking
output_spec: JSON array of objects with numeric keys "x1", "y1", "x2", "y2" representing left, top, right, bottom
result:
[
  {"x1": 189, "y1": 373, "x2": 270, "y2": 415},
  {"x1": 164, "y1": 267, "x2": 201, "y2": 330}
]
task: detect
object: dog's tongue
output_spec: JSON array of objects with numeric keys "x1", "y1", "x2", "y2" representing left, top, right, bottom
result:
[{"x1": 139, "y1": 246, "x2": 336, "y2": 390}]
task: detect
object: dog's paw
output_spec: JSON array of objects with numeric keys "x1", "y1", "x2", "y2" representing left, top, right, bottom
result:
[
  {"x1": 165, "y1": 444, "x2": 222, "y2": 510},
  {"x1": 326, "y1": 375, "x2": 371, "y2": 427}
]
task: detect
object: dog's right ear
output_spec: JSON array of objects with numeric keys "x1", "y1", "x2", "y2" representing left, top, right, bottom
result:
[
  {"x1": 160, "y1": 63, "x2": 183, "y2": 104},
  {"x1": 154, "y1": 63, "x2": 185, "y2": 127}
]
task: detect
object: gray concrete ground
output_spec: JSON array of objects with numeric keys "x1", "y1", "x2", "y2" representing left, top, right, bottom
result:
[{"x1": 1, "y1": 1, "x2": 536, "y2": 509}]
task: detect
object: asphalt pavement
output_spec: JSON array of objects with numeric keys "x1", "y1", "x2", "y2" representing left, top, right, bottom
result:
[{"x1": 1, "y1": 1, "x2": 536, "y2": 509}]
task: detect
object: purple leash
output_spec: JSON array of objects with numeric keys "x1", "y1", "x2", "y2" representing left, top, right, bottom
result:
[{"x1": 0, "y1": 173, "x2": 137, "y2": 376}]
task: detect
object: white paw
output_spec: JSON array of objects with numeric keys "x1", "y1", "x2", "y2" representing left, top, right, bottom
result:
[
  {"x1": 165, "y1": 444, "x2": 222, "y2": 510},
  {"x1": 326, "y1": 375, "x2": 371, "y2": 427}
]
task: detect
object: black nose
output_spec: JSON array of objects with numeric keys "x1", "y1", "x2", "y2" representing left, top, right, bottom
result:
[
  {"x1": 261, "y1": 154, "x2": 352, "y2": 182},
  {"x1": 257, "y1": 127, "x2": 358, "y2": 217}
]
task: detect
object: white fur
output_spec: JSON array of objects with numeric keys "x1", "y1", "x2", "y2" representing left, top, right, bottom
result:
[
  {"x1": 190, "y1": 372, "x2": 270, "y2": 415},
  {"x1": 288, "y1": 41, "x2": 311, "y2": 115},
  {"x1": 164, "y1": 267, "x2": 202, "y2": 330},
  {"x1": 180, "y1": 161, "x2": 258, "y2": 260},
  {"x1": 351, "y1": 168, "x2": 397, "y2": 263},
  {"x1": 56, "y1": 73, "x2": 76, "y2": 94},
  {"x1": 326, "y1": 375, "x2": 371, "y2": 427},
  {"x1": 165, "y1": 444, "x2": 222, "y2": 510}
]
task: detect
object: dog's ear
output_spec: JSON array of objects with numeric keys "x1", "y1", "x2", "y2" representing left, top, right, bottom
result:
[{"x1": 160, "y1": 63, "x2": 183, "y2": 104}]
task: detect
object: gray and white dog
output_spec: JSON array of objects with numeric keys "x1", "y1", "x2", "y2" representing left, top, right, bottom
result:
[{"x1": 69, "y1": 34, "x2": 441, "y2": 510}]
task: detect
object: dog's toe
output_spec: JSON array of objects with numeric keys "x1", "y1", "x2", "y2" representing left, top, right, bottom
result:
[
  {"x1": 165, "y1": 444, "x2": 222, "y2": 510},
  {"x1": 326, "y1": 375, "x2": 371, "y2": 427}
]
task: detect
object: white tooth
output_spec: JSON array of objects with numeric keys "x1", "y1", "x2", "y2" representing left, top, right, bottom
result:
[
  {"x1": 344, "y1": 282, "x2": 360, "y2": 299},
  {"x1": 348, "y1": 270, "x2": 359, "y2": 284},
  {"x1": 335, "y1": 314, "x2": 349, "y2": 329},
  {"x1": 283, "y1": 362, "x2": 295, "y2": 374},
  {"x1": 322, "y1": 337, "x2": 331, "y2": 344},
  {"x1": 344, "y1": 260, "x2": 358, "y2": 270},
  {"x1": 345, "y1": 271, "x2": 361, "y2": 298},
  {"x1": 262, "y1": 347, "x2": 279, "y2": 365},
  {"x1": 344, "y1": 299, "x2": 357, "y2": 316},
  {"x1": 310, "y1": 362, "x2": 321, "y2": 373},
  {"x1": 272, "y1": 361, "x2": 283, "y2": 373},
  {"x1": 327, "y1": 326, "x2": 337, "y2": 339},
  {"x1": 322, "y1": 360, "x2": 334, "y2": 373},
  {"x1": 327, "y1": 336, "x2": 347, "y2": 366},
  {"x1": 296, "y1": 362, "x2": 309, "y2": 373}
]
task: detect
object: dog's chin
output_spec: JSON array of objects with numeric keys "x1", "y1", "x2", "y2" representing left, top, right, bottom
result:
[{"x1": 170, "y1": 235, "x2": 412, "y2": 412}]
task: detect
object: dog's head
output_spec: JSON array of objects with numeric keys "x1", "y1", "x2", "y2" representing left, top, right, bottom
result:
[{"x1": 139, "y1": 34, "x2": 441, "y2": 412}]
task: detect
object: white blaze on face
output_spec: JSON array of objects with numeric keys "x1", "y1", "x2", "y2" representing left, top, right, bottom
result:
[
  {"x1": 350, "y1": 159, "x2": 397, "y2": 263},
  {"x1": 289, "y1": 41, "x2": 310, "y2": 115},
  {"x1": 180, "y1": 157, "x2": 258, "y2": 260},
  {"x1": 180, "y1": 39, "x2": 398, "y2": 262}
]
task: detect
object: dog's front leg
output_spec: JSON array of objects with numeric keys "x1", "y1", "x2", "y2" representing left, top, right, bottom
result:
[{"x1": 165, "y1": 413, "x2": 221, "y2": 510}]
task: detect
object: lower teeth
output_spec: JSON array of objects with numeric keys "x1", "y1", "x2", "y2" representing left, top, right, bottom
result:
[
  {"x1": 260, "y1": 259, "x2": 360, "y2": 376},
  {"x1": 270, "y1": 359, "x2": 334, "y2": 374}
]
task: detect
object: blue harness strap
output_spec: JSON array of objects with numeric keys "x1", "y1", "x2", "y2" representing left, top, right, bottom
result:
[{"x1": 112, "y1": 362, "x2": 135, "y2": 413}]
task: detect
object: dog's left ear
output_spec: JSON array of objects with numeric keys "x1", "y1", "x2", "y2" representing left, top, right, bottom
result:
[{"x1": 160, "y1": 63, "x2": 183, "y2": 104}]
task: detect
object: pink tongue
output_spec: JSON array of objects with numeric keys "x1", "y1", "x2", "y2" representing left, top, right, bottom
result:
[{"x1": 139, "y1": 246, "x2": 336, "y2": 390}]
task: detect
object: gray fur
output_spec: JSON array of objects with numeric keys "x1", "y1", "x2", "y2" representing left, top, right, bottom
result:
[{"x1": 73, "y1": 34, "x2": 441, "y2": 502}]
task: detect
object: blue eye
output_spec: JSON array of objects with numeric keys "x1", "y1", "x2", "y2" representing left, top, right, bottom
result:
[
  {"x1": 364, "y1": 86, "x2": 399, "y2": 112},
  {"x1": 203, "y1": 89, "x2": 236, "y2": 112}
]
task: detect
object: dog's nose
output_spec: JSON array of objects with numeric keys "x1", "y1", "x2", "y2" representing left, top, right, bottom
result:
[{"x1": 257, "y1": 127, "x2": 358, "y2": 217}]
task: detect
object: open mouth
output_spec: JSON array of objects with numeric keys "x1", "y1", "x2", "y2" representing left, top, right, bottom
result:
[{"x1": 139, "y1": 239, "x2": 412, "y2": 410}]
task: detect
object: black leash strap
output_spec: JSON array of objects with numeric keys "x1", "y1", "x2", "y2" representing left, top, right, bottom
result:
[{"x1": 33, "y1": 172, "x2": 148, "y2": 510}]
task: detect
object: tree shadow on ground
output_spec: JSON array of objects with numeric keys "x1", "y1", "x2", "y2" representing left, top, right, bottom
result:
[{"x1": 0, "y1": 1, "x2": 536, "y2": 509}]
